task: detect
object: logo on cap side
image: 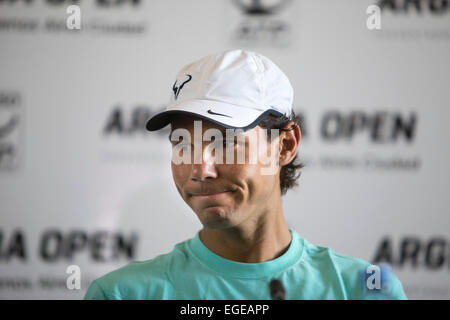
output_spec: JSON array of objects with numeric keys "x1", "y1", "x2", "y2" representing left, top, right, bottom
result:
[
  {"x1": 207, "y1": 109, "x2": 232, "y2": 118},
  {"x1": 172, "y1": 74, "x2": 192, "y2": 100}
]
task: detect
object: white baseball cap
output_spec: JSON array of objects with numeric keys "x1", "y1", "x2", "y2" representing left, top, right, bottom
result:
[{"x1": 145, "y1": 49, "x2": 294, "y2": 131}]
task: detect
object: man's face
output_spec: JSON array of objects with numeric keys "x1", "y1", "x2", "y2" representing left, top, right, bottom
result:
[{"x1": 169, "y1": 116, "x2": 281, "y2": 229}]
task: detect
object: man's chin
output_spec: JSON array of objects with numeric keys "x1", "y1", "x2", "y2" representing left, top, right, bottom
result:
[{"x1": 196, "y1": 206, "x2": 237, "y2": 229}]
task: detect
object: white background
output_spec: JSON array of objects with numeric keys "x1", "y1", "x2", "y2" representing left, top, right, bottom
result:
[{"x1": 0, "y1": 0, "x2": 449, "y2": 299}]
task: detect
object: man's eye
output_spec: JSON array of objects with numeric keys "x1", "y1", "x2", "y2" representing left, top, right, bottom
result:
[
  {"x1": 174, "y1": 143, "x2": 190, "y2": 151},
  {"x1": 223, "y1": 141, "x2": 236, "y2": 148}
]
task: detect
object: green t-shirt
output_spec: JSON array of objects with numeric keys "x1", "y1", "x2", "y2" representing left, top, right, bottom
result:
[{"x1": 84, "y1": 229, "x2": 407, "y2": 300}]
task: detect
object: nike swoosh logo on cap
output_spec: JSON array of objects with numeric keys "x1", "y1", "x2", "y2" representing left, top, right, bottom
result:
[{"x1": 207, "y1": 109, "x2": 232, "y2": 118}]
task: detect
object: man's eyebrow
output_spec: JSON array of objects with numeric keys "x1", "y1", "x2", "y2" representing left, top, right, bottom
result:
[
  {"x1": 168, "y1": 127, "x2": 239, "y2": 142},
  {"x1": 217, "y1": 128, "x2": 227, "y2": 138},
  {"x1": 224, "y1": 128, "x2": 245, "y2": 138},
  {"x1": 168, "y1": 130, "x2": 187, "y2": 143}
]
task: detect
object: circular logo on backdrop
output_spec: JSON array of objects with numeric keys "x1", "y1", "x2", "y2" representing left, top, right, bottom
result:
[{"x1": 233, "y1": 0, "x2": 292, "y2": 15}]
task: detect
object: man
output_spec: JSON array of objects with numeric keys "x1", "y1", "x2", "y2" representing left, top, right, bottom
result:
[{"x1": 84, "y1": 49, "x2": 407, "y2": 300}]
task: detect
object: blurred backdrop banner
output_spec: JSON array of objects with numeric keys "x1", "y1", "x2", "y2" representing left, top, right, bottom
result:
[{"x1": 0, "y1": 0, "x2": 449, "y2": 299}]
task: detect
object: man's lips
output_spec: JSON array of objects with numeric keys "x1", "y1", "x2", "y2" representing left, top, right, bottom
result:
[{"x1": 187, "y1": 190, "x2": 234, "y2": 197}]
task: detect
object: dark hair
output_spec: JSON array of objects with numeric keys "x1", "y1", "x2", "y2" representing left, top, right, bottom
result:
[{"x1": 258, "y1": 111, "x2": 304, "y2": 195}]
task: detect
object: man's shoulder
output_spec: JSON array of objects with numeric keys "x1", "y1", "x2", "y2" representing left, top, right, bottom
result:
[
  {"x1": 85, "y1": 237, "x2": 193, "y2": 299},
  {"x1": 98, "y1": 252, "x2": 172, "y2": 284},
  {"x1": 299, "y1": 237, "x2": 407, "y2": 299},
  {"x1": 301, "y1": 237, "x2": 372, "y2": 271}
]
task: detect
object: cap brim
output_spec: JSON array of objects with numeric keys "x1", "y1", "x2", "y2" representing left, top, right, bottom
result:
[{"x1": 145, "y1": 99, "x2": 283, "y2": 131}]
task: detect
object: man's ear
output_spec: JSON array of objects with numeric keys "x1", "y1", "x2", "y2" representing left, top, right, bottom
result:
[{"x1": 279, "y1": 122, "x2": 301, "y2": 167}]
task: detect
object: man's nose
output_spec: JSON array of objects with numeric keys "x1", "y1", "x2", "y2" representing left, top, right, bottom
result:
[{"x1": 191, "y1": 144, "x2": 218, "y2": 182}]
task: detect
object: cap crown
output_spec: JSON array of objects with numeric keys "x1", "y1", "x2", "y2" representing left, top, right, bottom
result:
[{"x1": 169, "y1": 49, "x2": 293, "y2": 118}]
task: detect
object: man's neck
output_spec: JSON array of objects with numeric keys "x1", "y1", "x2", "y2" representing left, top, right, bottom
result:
[{"x1": 198, "y1": 201, "x2": 292, "y2": 263}]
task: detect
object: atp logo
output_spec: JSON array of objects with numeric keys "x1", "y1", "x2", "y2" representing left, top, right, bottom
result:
[
  {"x1": 233, "y1": 0, "x2": 292, "y2": 15},
  {"x1": 172, "y1": 74, "x2": 192, "y2": 100},
  {"x1": 230, "y1": 0, "x2": 294, "y2": 47}
]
